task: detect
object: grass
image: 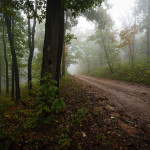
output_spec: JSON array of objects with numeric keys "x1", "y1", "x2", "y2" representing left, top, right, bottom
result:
[{"x1": 89, "y1": 62, "x2": 150, "y2": 85}]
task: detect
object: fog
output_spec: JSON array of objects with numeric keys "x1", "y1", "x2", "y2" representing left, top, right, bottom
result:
[{"x1": 67, "y1": 0, "x2": 150, "y2": 80}]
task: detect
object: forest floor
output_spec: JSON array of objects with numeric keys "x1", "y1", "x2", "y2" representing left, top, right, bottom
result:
[
  {"x1": 60, "y1": 75, "x2": 150, "y2": 150},
  {"x1": 74, "y1": 75, "x2": 150, "y2": 149},
  {"x1": 0, "y1": 76, "x2": 150, "y2": 149}
]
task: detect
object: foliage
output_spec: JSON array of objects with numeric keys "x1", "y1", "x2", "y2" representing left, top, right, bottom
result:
[
  {"x1": 89, "y1": 62, "x2": 150, "y2": 84},
  {"x1": 36, "y1": 74, "x2": 66, "y2": 123},
  {"x1": 64, "y1": 0, "x2": 103, "y2": 15},
  {"x1": 73, "y1": 107, "x2": 88, "y2": 124},
  {"x1": 120, "y1": 25, "x2": 138, "y2": 48},
  {"x1": 119, "y1": 25, "x2": 138, "y2": 66},
  {"x1": 65, "y1": 33, "x2": 76, "y2": 45},
  {"x1": 0, "y1": 96, "x2": 14, "y2": 119}
]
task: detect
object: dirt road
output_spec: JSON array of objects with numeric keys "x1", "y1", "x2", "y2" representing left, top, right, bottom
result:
[{"x1": 76, "y1": 75, "x2": 150, "y2": 132}]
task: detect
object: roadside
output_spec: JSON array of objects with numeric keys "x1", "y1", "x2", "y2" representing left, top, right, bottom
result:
[
  {"x1": 76, "y1": 75, "x2": 150, "y2": 124},
  {"x1": 60, "y1": 76, "x2": 150, "y2": 149},
  {"x1": 0, "y1": 76, "x2": 150, "y2": 149}
]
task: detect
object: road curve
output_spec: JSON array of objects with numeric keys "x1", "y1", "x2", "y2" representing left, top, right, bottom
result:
[{"x1": 75, "y1": 75, "x2": 150, "y2": 125}]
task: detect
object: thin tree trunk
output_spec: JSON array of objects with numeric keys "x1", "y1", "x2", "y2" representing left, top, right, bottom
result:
[
  {"x1": 101, "y1": 32, "x2": 113, "y2": 73},
  {"x1": 62, "y1": 11, "x2": 68, "y2": 77},
  {"x1": 87, "y1": 59, "x2": 90, "y2": 73},
  {"x1": 41, "y1": 0, "x2": 64, "y2": 87},
  {"x1": 147, "y1": 1, "x2": 150, "y2": 61},
  {"x1": 11, "y1": 17, "x2": 15, "y2": 100},
  {"x1": 0, "y1": 59, "x2": 2, "y2": 94},
  {"x1": 128, "y1": 45, "x2": 134, "y2": 68},
  {"x1": 11, "y1": 63, "x2": 14, "y2": 100},
  {"x1": 2, "y1": 24, "x2": 9, "y2": 94},
  {"x1": 5, "y1": 15, "x2": 20, "y2": 101},
  {"x1": 28, "y1": 0, "x2": 37, "y2": 89},
  {"x1": 62, "y1": 53, "x2": 66, "y2": 76},
  {"x1": 147, "y1": 26, "x2": 150, "y2": 59},
  {"x1": 27, "y1": 15, "x2": 32, "y2": 89},
  {"x1": 99, "y1": 53, "x2": 103, "y2": 69}
]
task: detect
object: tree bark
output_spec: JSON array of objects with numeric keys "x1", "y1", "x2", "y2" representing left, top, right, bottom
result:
[
  {"x1": 62, "y1": 11, "x2": 68, "y2": 77},
  {"x1": 28, "y1": 0, "x2": 37, "y2": 89},
  {"x1": 62, "y1": 53, "x2": 66, "y2": 76},
  {"x1": 5, "y1": 15, "x2": 20, "y2": 101},
  {"x1": 87, "y1": 59, "x2": 90, "y2": 73},
  {"x1": 99, "y1": 53, "x2": 103, "y2": 69},
  {"x1": 11, "y1": 63, "x2": 14, "y2": 100},
  {"x1": 0, "y1": 59, "x2": 2, "y2": 94},
  {"x1": 27, "y1": 15, "x2": 32, "y2": 89},
  {"x1": 128, "y1": 45, "x2": 134, "y2": 68},
  {"x1": 2, "y1": 24, "x2": 9, "y2": 94},
  {"x1": 41, "y1": 0, "x2": 64, "y2": 87},
  {"x1": 147, "y1": 26, "x2": 150, "y2": 59},
  {"x1": 101, "y1": 32, "x2": 113, "y2": 73},
  {"x1": 147, "y1": 1, "x2": 150, "y2": 61}
]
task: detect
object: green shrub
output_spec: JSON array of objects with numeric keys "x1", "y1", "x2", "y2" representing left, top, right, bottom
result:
[
  {"x1": 36, "y1": 74, "x2": 66, "y2": 124},
  {"x1": 74, "y1": 107, "x2": 88, "y2": 124},
  {"x1": 0, "y1": 97, "x2": 13, "y2": 119},
  {"x1": 90, "y1": 62, "x2": 150, "y2": 84}
]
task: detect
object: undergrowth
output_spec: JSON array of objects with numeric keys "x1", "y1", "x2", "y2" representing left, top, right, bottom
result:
[
  {"x1": 0, "y1": 74, "x2": 66, "y2": 149},
  {"x1": 89, "y1": 62, "x2": 150, "y2": 84}
]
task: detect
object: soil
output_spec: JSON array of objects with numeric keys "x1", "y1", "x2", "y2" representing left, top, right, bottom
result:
[
  {"x1": 76, "y1": 75, "x2": 150, "y2": 123},
  {"x1": 1, "y1": 76, "x2": 150, "y2": 150},
  {"x1": 75, "y1": 75, "x2": 150, "y2": 149}
]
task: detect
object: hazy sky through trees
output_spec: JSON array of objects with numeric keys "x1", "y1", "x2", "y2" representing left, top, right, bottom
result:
[
  {"x1": 108, "y1": 0, "x2": 135, "y2": 28},
  {"x1": 68, "y1": 0, "x2": 136, "y2": 74}
]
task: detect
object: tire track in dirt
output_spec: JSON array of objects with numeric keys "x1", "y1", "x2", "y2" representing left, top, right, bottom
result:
[{"x1": 75, "y1": 75, "x2": 150, "y2": 128}]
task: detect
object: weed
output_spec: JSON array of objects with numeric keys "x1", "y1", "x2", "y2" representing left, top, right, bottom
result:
[
  {"x1": 36, "y1": 74, "x2": 66, "y2": 124},
  {"x1": 58, "y1": 133, "x2": 71, "y2": 147},
  {"x1": 74, "y1": 107, "x2": 88, "y2": 124},
  {"x1": 96, "y1": 133, "x2": 110, "y2": 145},
  {"x1": 93, "y1": 110, "x2": 98, "y2": 116}
]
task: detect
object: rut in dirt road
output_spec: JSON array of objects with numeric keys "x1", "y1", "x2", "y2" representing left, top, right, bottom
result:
[{"x1": 76, "y1": 75, "x2": 150, "y2": 126}]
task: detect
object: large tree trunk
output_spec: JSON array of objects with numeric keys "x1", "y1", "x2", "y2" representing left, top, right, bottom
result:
[
  {"x1": 41, "y1": 0, "x2": 64, "y2": 86},
  {"x1": 2, "y1": 24, "x2": 9, "y2": 94},
  {"x1": 5, "y1": 15, "x2": 20, "y2": 101},
  {"x1": 28, "y1": 0, "x2": 37, "y2": 89}
]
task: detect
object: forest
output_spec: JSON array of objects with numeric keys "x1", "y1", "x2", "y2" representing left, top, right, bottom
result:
[{"x1": 0, "y1": 0, "x2": 150, "y2": 149}]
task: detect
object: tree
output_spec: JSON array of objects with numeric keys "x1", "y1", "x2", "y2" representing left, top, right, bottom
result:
[
  {"x1": 5, "y1": 14, "x2": 20, "y2": 101},
  {"x1": 41, "y1": 0, "x2": 103, "y2": 86},
  {"x1": 120, "y1": 25, "x2": 138, "y2": 67},
  {"x1": 41, "y1": 0, "x2": 64, "y2": 86},
  {"x1": 62, "y1": 10, "x2": 69, "y2": 77},
  {"x1": 2, "y1": 21, "x2": 9, "y2": 94},
  {"x1": 28, "y1": 0, "x2": 37, "y2": 90},
  {"x1": 136, "y1": 0, "x2": 150, "y2": 60},
  {"x1": 62, "y1": 10, "x2": 78, "y2": 77},
  {"x1": 0, "y1": 16, "x2": 9, "y2": 94},
  {"x1": 84, "y1": 7, "x2": 117, "y2": 73},
  {"x1": 0, "y1": 0, "x2": 22, "y2": 100},
  {"x1": 0, "y1": 55, "x2": 2, "y2": 94}
]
